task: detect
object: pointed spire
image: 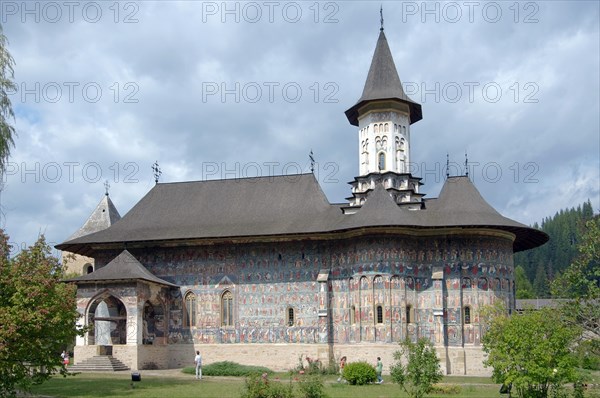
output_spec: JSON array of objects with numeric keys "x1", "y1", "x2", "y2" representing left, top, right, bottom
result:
[
  {"x1": 67, "y1": 194, "x2": 121, "y2": 241},
  {"x1": 345, "y1": 23, "x2": 422, "y2": 126}
]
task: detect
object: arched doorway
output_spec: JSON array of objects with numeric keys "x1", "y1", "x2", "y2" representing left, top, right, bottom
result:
[{"x1": 87, "y1": 295, "x2": 127, "y2": 345}]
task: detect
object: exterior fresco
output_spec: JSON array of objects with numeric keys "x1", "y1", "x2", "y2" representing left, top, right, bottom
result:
[{"x1": 87, "y1": 233, "x2": 514, "y2": 348}]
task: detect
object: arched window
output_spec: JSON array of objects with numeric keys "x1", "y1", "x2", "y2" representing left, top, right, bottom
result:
[
  {"x1": 374, "y1": 124, "x2": 379, "y2": 134},
  {"x1": 376, "y1": 305, "x2": 383, "y2": 324},
  {"x1": 221, "y1": 290, "x2": 233, "y2": 327},
  {"x1": 406, "y1": 305, "x2": 413, "y2": 323},
  {"x1": 184, "y1": 292, "x2": 196, "y2": 328},
  {"x1": 464, "y1": 306, "x2": 471, "y2": 325},
  {"x1": 350, "y1": 305, "x2": 356, "y2": 324},
  {"x1": 378, "y1": 152, "x2": 386, "y2": 170},
  {"x1": 84, "y1": 263, "x2": 93, "y2": 274},
  {"x1": 287, "y1": 307, "x2": 295, "y2": 326},
  {"x1": 384, "y1": 123, "x2": 389, "y2": 133}
]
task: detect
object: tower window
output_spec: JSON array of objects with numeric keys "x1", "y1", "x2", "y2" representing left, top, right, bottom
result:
[
  {"x1": 287, "y1": 307, "x2": 295, "y2": 326},
  {"x1": 350, "y1": 305, "x2": 356, "y2": 324},
  {"x1": 378, "y1": 152, "x2": 386, "y2": 170},
  {"x1": 376, "y1": 305, "x2": 383, "y2": 324},
  {"x1": 221, "y1": 290, "x2": 233, "y2": 327},
  {"x1": 84, "y1": 263, "x2": 93, "y2": 274}
]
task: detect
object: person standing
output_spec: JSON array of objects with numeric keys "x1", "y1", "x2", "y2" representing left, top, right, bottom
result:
[
  {"x1": 194, "y1": 351, "x2": 202, "y2": 380},
  {"x1": 376, "y1": 357, "x2": 383, "y2": 384},
  {"x1": 337, "y1": 356, "x2": 347, "y2": 382}
]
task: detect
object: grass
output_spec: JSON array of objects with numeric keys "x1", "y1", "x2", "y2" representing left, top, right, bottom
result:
[{"x1": 25, "y1": 371, "x2": 600, "y2": 398}]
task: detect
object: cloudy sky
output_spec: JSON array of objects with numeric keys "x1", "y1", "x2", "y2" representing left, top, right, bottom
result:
[{"x1": 1, "y1": 1, "x2": 598, "y2": 257}]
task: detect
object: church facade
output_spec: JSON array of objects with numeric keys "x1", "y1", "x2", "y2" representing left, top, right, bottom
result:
[{"x1": 59, "y1": 28, "x2": 548, "y2": 375}]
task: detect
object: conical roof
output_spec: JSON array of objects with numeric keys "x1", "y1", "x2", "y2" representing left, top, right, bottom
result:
[
  {"x1": 68, "y1": 194, "x2": 121, "y2": 240},
  {"x1": 345, "y1": 30, "x2": 422, "y2": 126}
]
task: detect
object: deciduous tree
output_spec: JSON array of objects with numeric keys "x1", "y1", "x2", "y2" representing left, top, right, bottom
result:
[
  {"x1": 0, "y1": 24, "x2": 16, "y2": 175},
  {"x1": 481, "y1": 302, "x2": 579, "y2": 398},
  {"x1": 0, "y1": 231, "x2": 83, "y2": 397},
  {"x1": 390, "y1": 338, "x2": 443, "y2": 398}
]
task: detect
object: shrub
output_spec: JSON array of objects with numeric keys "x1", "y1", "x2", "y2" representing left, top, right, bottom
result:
[
  {"x1": 240, "y1": 373, "x2": 294, "y2": 398},
  {"x1": 182, "y1": 361, "x2": 274, "y2": 377},
  {"x1": 342, "y1": 361, "x2": 377, "y2": 385},
  {"x1": 297, "y1": 374, "x2": 329, "y2": 398}
]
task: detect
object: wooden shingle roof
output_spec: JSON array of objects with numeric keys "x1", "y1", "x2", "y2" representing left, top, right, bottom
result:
[{"x1": 57, "y1": 174, "x2": 548, "y2": 255}]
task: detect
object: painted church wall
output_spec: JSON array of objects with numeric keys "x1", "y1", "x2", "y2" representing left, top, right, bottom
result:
[{"x1": 89, "y1": 233, "x2": 514, "y2": 348}]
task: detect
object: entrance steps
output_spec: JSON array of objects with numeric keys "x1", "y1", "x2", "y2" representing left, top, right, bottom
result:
[{"x1": 69, "y1": 355, "x2": 129, "y2": 372}]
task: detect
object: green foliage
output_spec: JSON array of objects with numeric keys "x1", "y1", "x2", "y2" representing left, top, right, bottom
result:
[
  {"x1": 481, "y1": 302, "x2": 580, "y2": 398},
  {"x1": 0, "y1": 24, "x2": 16, "y2": 174},
  {"x1": 514, "y1": 200, "x2": 595, "y2": 296},
  {"x1": 390, "y1": 338, "x2": 443, "y2": 398},
  {"x1": 552, "y1": 217, "x2": 600, "y2": 356},
  {"x1": 182, "y1": 361, "x2": 274, "y2": 377},
  {"x1": 297, "y1": 374, "x2": 329, "y2": 398},
  {"x1": 0, "y1": 231, "x2": 84, "y2": 397},
  {"x1": 515, "y1": 265, "x2": 535, "y2": 299},
  {"x1": 240, "y1": 373, "x2": 294, "y2": 398},
  {"x1": 342, "y1": 361, "x2": 377, "y2": 385}
]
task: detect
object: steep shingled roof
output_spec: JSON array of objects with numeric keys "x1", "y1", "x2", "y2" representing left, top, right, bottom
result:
[
  {"x1": 64, "y1": 250, "x2": 177, "y2": 287},
  {"x1": 57, "y1": 174, "x2": 548, "y2": 255},
  {"x1": 68, "y1": 194, "x2": 121, "y2": 240},
  {"x1": 345, "y1": 30, "x2": 422, "y2": 126}
]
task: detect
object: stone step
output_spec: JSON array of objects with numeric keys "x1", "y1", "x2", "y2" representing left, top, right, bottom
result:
[{"x1": 69, "y1": 355, "x2": 129, "y2": 372}]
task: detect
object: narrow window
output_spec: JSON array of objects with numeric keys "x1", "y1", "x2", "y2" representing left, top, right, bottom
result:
[
  {"x1": 185, "y1": 292, "x2": 196, "y2": 328},
  {"x1": 287, "y1": 307, "x2": 295, "y2": 326},
  {"x1": 221, "y1": 290, "x2": 233, "y2": 327},
  {"x1": 350, "y1": 305, "x2": 356, "y2": 324},
  {"x1": 464, "y1": 306, "x2": 471, "y2": 324},
  {"x1": 406, "y1": 305, "x2": 413, "y2": 323},
  {"x1": 378, "y1": 152, "x2": 386, "y2": 170},
  {"x1": 376, "y1": 305, "x2": 383, "y2": 324}
]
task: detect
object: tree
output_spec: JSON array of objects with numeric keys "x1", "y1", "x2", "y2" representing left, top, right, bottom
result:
[
  {"x1": 0, "y1": 24, "x2": 16, "y2": 174},
  {"x1": 552, "y1": 217, "x2": 600, "y2": 355},
  {"x1": 481, "y1": 302, "x2": 580, "y2": 398},
  {"x1": 515, "y1": 265, "x2": 535, "y2": 299},
  {"x1": 390, "y1": 338, "x2": 443, "y2": 398},
  {"x1": 0, "y1": 231, "x2": 83, "y2": 397}
]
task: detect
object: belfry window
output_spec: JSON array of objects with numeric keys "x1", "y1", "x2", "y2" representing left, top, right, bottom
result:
[
  {"x1": 378, "y1": 152, "x2": 386, "y2": 170},
  {"x1": 287, "y1": 307, "x2": 295, "y2": 326},
  {"x1": 184, "y1": 292, "x2": 196, "y2": 328},
  {"x1": 221, "y1": 290, "x2": 233, "y2": 327}
]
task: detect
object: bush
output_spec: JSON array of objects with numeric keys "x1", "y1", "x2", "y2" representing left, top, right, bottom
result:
[
  {"x1": 240, "y1": 373, "x2": 294, "y2": 398},
  {"x1": 182, "y1": 361, "x2": 274, "y2": 377},
  {"x1": 342, "y1": 361, "x2": 377, "y2": 385},
  {"x1": 297, "y1": 374, "x2": 329, "y2": 398}
]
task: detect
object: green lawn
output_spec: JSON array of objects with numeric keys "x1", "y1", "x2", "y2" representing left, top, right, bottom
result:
[
  {"x1": 26, "y1": 372, "x2": 502, "y2": 398},
  {"x1": 25, "y1": 371, "x2": 600, "y2": 398}
]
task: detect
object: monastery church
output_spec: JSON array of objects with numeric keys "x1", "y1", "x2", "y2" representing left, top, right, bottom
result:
[{"x1": 58, "y1": 25, "x2": 548, "y2": 375}]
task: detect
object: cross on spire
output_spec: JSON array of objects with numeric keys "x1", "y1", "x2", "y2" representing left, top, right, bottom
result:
[
  {"x1": 309, "y1": 150, "x2": 315, "y2": 173},
  {"x1": 104, "y1": 180, "x2": 110, "y2": 196},
  {"x1": 380, "y1": 5, "x2": 384, "y2": 31},
  {"x1": 152, "y1": 161, "x2": 162, "y2": 184}
]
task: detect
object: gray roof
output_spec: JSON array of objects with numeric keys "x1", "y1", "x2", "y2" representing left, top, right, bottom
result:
[
  {"x1": 345, "y1": 30, "x2": 422, "y2": 126},
  {"x1": 68, "y1": 194, "x2": 121, "y2": 240},
  {"x1": 57, "y1": 174, "x2": 548, "y2": 255},
  {"x1": 64, "y1": 250, "x2": 177, "y2": 287}
]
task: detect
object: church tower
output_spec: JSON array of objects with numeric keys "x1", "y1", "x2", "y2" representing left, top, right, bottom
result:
[
  {"x1": 344, "y1": 24, "x2": 425, "y2": 211},
  {"x1": 61, "y1": 189, "x2": 121, "y2": 275}
]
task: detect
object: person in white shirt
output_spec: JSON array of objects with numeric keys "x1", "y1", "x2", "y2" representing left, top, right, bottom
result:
[{"x1": 194, "y1": 351, "x2": 202, "y2": 380}]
